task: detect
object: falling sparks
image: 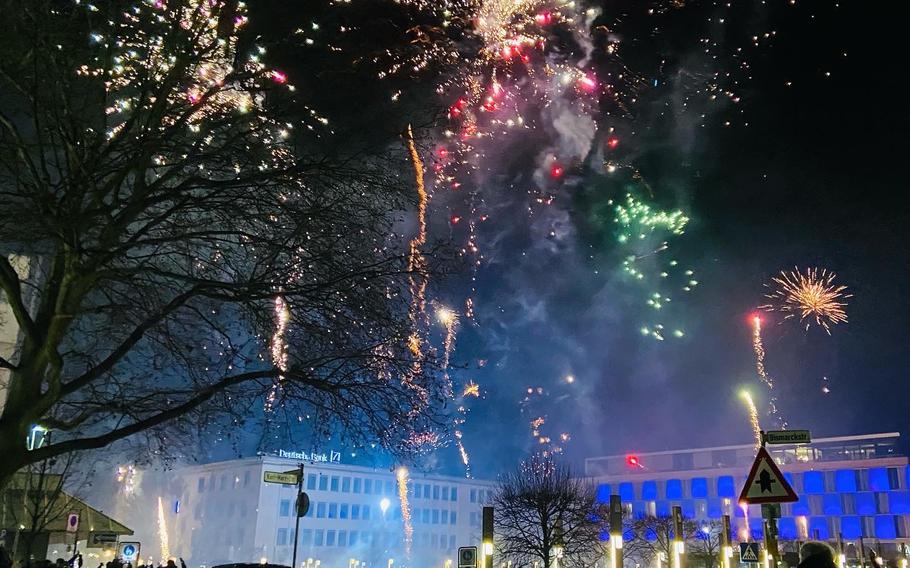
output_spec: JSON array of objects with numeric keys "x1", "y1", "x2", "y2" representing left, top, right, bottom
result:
[
  {"x1": 739, "y1": 501, "x2": 751, "y2": 540},
  {"x1": 751, "y1": 315, "x2": 785, "y2": 428},
  {"x1": 454, "y1": 430, "x2": 472, "y2": 478},
  {"x1": 396, "y1": 467, "x2": 413, "y2": 557},
  {"x1": 761, "y1": 267, "x2": 851, "y2": 334},
  {"x1": 740, "y1": 391, "x2": 762, "y2": 451},
  {"x1": 266, "y1": 294, "x2": 291, "y2": 412},
  {"x1": 405, "y1": 125, "x2": 429, "y2": 362},
  {"x1": 157, "y1": 496, "x2": 170, "y2": 562},
  {"x1": 462, "y1": 380, "x2": 480, "y2": 397},
  {"x1": 115, "y1": 465, "x2": 136, "y2": 497}
]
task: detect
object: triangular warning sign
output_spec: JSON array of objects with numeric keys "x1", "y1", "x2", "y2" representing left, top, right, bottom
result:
[
  {"x1": 740, "y1": 544, "x2": 760, "y2": 563},
  {"x1": 739, "y1": 447, "x2": 798, "y2": 504}
]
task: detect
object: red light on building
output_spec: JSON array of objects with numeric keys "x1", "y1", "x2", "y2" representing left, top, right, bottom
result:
[{"x1": 626, "y1": 454, "x2": 640, "y2": 468}]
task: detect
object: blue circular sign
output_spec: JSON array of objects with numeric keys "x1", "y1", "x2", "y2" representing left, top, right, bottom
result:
[{"x1": 122, "y1": 545, "x2": 136, "y2": 557}]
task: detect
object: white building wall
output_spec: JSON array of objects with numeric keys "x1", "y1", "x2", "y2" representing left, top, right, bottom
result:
[{"x1": 128, "y1": 457, "x2": 496, "y2": 568}]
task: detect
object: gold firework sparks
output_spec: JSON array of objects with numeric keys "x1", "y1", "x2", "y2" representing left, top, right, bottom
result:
[
  {"x1": 751, "y1": 315, "x2": 785, "y2": 428},
  {"x1": 761, "y1": 267, "x2": 850, "y2": 334},
  {"x1": 454, "y1": 430, "x2": 472, "y2": 478},
  {"x1": 463, "y1": 380, "x2": 480, "y2": 397},
  {"x1": 405, "y1": 124, "x2": 429, "y2": 359},
  {"x1": 739, "y1": 391, "x2": 761, "y2": 451},
  {"x1": 396, "y1": 467, "x2": 414, "y2": 557},
  {"x1": 157, "y1": 496, "x2": 170, "y2": 562},
  {"x1": 266, "y1": 294, "x2": 291, "y2": 411}
]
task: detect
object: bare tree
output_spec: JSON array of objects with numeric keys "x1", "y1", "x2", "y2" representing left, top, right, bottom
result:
[
  {"x1": 0, "y1": 450, "x2": 94, "y2": 562},
  {"x1": 0, "y1": 0, "x2": 447, "y2": 490},
  {"x1": 493, "y1": 455, "x2": 605, "y2": 568},
  {"x1": 625, "y1": 516, "x2": 719, "y2": 568}
]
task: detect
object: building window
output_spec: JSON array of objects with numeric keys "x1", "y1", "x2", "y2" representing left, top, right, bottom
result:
[
  {"x1": 352, "y1": 504, "x2": 361, "y2": 519},
  {"x1": 342, "y1": 477, "x2": 351, "y2": 492},
  {"x1": 277, "y1": 528, "x2": 288, "y2": 546},
  {"x1": 307, "y1": 474, "x2": 317, "y2": 490},
  {"x1": 340, "y1": 503, "x2": 349, "y2": 519},
  {"x1": 425, "y1": 485, "x2": 433, "y2": 499},
  {"x1": 412, "y1": 483, "x2": 420, "y2": 497},
  {"x1": 451, "y1": 511, "x2": 457, "y2": 525},
  {"x1": 442, "y1": 487, "x2": 449, "y2": 501},
  {"x1": 433, "y1": 485, "x2": 440, "y2": 500},
  {"x1": 319, "y1": 476, "x2": 328, "y2": 491},
  {"x1": 279, "y1": 499, "x2": 291, "y2": 517},
  {"x1": 449, "y1": 535, "x2": 456, "y2": 549},
  {"x1": 302, "y1": 529, "x2": 312, "y2": 545},
  {"x1": 364, "y1": 479, "x2": 372, "y2": 494},
  {"x1": 314, "y1": 529, "x2": 324, "y2": 546},
  {"x1": 470, "y1": 489, "x2": 477, "y2": 503},
  {"x1": 326, "y1": 530, "x2": 336, "y2": 547},
  {"x1": 329, "y1": 503, "x2": 338, "y2": 518},
  {"x1": 432, "y1": 509, "x2": 439, "y2": 524},
  {"x1": 331, "y1": 476, "x2": 340, "y2": 491},
  {"x1": 353, "y1": 478, "x2": 362, "y2": 493},
  {"x1": 198, "y1": 477, "x2": 205, "y2": 492},
  {"x1": 441, "y1": 510, "x2": 449, "y2": 524},
  {"x1": 338, "y1": 531, "x2": 347, "y2": 547},
  {"x1": 363, "y1": 504, "x2": 371, "y2": 520},
  {"x1": 220, "y1": 475, "x2": 226, "y2": 490},
  {"x1": 316, "y1": 502, "x2": 326, "y2": 518},
  {"x1": 350, "y1": 531, "x2": 358, "y2": 546},
  {"x1": 451, "y1": 487, "x2": 458, "y2": 501},
  {"x1": 422, "y1": 508, "x2": 430, "y2": 524},
  {"x1": 385, "y1": 481, "x2": 394, "y2": 495}
]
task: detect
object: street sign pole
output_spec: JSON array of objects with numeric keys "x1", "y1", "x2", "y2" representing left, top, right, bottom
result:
[
  {"x1": 291, "y1": 463, "x2": 304, "y2": 568},
  {"x1": 672, "y1": 506, "x2": 686, "y2": 568},
  {"x1": 761, "y1": 504, "x2": 781, "y2": 568},
  {"x1": 609, "y1": 495, "x2": 623, "y2": 568},
  {"x1": 720, "y1": 515, "x2": 732, "y2": 568}
]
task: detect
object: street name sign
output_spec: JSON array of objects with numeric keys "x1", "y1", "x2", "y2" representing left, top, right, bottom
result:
[
  {"x1": 264, "y1": 471, "x2": 299, "y2": 485},
  {"x1": 740, "y1": 543, "x2": 760, "y2": 563},
  {"x1": 739, "y1": 447, "x2": 798, "y2": 504},
  {"x1": 763, "y1": 430, "x2": 811, "y2": 445}
]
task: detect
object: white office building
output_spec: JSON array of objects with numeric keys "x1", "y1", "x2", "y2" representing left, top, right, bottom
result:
[{"x1": 123, "y1": 454, "x2": 496, "y2": 568}]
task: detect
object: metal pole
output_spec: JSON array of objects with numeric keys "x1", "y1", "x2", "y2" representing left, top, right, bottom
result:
[
  {"x1": 761, "y1": 507, "x2": 780, "y2": 568},
  {"x1": 837, "y1": 534, "x2": 845, "y2": 568},
  {"x1": 720, "y1": 515, "x2": 732, "y2": 568},
  {"x1": 859, "y1": 537, "x2": 867, "y2": 568},
  {"x1": 672, "y1": 506, "x2": 686, "y2": 568},
  {"x1": 610, "y1": 496, "x2": 623, "y2": 568},
  {"x1": 291, "y1": 464, "x2": 304, "y2": 568}
]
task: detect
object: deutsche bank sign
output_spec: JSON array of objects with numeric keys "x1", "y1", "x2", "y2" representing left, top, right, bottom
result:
[{"x1": 278, "y1": 449, "x2": 342, "y2": 463}]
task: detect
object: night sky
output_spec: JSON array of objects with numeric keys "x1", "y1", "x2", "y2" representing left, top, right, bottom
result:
[{"x1": 241, "y1": 0, "x2": 910, "y2": 478}]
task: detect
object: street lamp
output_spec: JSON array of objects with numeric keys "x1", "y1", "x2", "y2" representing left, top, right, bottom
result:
[{"x1": 387, "y1": 559, "x2": 394, "y2": 568}]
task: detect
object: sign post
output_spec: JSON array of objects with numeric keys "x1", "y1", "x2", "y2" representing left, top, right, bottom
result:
[
  {"x1": 119, "y1": 542, "x2": 141, "y2": 564},
  {"x1": 672, "y1": 506, "x2": 686, "y2": 568},
  {"x1": 720, "y1": 515, "x2": 733, "y2": 568},
  {"x1": 458, "y1": 547, "x2": 478, "y2": 568},
  {"x1": 291, "y1": 464, "x2": 304, "y2": 568},
  {"x1": 740, "y1": 433, "x2": 800, "y2": 568},
  {"x1": 740, "y1": 543, "x2": 761, "y2": 564},
  {"x1": 609, "y1": 495, "x2": 623, "y2": 568}
]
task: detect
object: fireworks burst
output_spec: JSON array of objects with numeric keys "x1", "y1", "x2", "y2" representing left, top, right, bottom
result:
[
  {"x1": 157, "y1": 496, "x2": 170, "y2": 562},
  {"x1": 463, "y1": 380, "x2": 480, "y2": 397},
  {"x1": 396, "y1": 467, "x2": 413, "y2": 557},
  {"x1": 761, "y1": 267, "x2": 850, "y2": 334}
]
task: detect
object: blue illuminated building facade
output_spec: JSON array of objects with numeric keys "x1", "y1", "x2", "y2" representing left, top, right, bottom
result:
[{"x1": 586, "y1": 433, "x2": 909, "y2": 548}]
